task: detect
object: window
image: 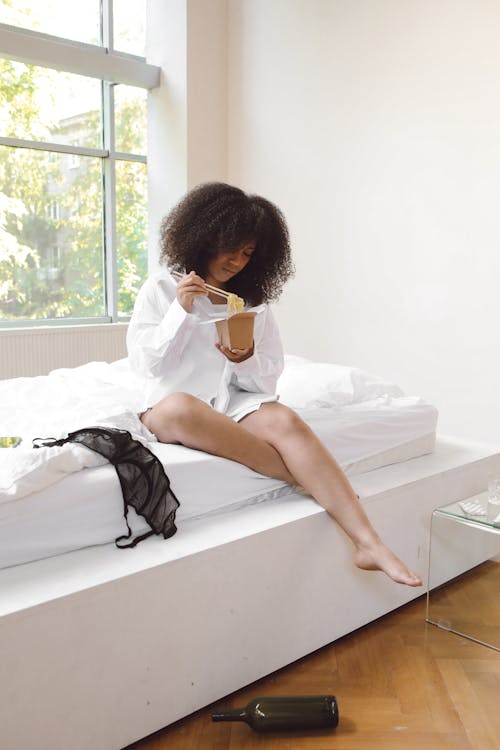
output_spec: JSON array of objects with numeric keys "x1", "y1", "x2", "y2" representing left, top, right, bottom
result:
[
  {"x1": 68, "y1": 154, "x2": 81, "y2": 170},
  {"x1": 49, "y1": 201, "x2": 60, "y2": 222},
  {"x1": 0, "y1": 0, "x2": 158, "y2": 325}
]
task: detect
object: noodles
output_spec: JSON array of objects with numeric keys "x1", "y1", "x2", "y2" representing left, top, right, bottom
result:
[
  {"x1": 170, "y1": 270, "x2": 245, "y2": 315},
  {"x1": 227, "y1": 292, "x2": 245, "y2": 316}
]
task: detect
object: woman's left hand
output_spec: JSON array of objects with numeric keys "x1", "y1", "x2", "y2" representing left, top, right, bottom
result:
[{"x1": 215, "y1": 343, "x2": 254, "y2": 363}]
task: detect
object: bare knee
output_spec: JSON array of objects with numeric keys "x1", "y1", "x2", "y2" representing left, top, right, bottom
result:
[
  {"x1": 142, "y1": 392, "x2": 204, "y2": 443},
  {"x1": 159, "y1": 392, "x2": 202, "y2": 423},
  {"x1": 252, "y1": 403, "x2": 309, "y2": 443}
]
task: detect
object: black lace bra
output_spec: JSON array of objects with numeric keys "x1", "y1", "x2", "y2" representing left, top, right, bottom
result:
[{"x1": 34, "y1": 426, "x2": 180, "y2": 548}]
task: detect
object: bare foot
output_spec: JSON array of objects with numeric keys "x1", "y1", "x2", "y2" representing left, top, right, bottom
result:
[{"x1": 354, "y1": 541, "x2": 423, "y2": 587}]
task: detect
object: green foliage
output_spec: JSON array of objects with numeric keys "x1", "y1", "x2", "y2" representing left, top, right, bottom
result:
[
  {"x1": 0, "y1": 58, "x2": 147, "y2": 322},
  {"x1": 116, "y1": 159, "x2": 148, "y2": 314}
]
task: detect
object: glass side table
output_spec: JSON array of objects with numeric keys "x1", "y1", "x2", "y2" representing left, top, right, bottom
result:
[{"x1": 426, "y1": 492, "x2": 500, "y2": 652}]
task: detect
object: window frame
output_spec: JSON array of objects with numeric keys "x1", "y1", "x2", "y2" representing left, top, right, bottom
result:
[{"x1": 0, "y1": 2, "x2": 159, "y2": 328}]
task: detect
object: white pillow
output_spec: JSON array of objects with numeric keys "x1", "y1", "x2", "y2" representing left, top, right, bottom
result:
[{"x1": 277, "y1": 355, "x2": 404, "y2": 409}]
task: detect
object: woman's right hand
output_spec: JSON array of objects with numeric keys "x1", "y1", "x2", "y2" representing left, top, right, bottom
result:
[{"x1": 176, "y1": 271, "x2": 208, "y2": 313}]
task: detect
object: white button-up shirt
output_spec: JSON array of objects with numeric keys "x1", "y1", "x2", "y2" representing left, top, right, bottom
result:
[{"x1": 127, "y1": 270, "x2": 284, "y2": 418}]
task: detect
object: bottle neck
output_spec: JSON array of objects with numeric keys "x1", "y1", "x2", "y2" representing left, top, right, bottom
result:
[{"x1": 211, "y1": 709, "x2": 247, "y2": 723}]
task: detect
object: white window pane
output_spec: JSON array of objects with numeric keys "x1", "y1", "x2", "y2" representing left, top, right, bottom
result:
[
  {"x1": 0, "y1": 0, "x2": 101, "y2": 45},
  {"x1": 113, "y1": 0, "x2": 146, "y2": 56},
  {"x1": 114, "y1": 84, "x2": 147, "y2": 155},
  {"x1": 115, "y1": 160, "x2": 147, "y2": 317},
  {"x1": 0, "y1": 146, "x2": 105, "y2": 320},
  {"x1": 0, "y1": 60, "x2": 102, "y2": 148}
]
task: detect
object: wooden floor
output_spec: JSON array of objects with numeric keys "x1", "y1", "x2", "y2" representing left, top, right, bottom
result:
[{"x1": 126, "y1": 561, "x2": 500, "y2": 750}]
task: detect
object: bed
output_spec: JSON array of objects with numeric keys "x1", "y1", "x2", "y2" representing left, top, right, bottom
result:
[
  {"x1": 0, "y1": 354, "x2": 437, "y2": 569},
  {"x1": 1, "y1": 356, "x2": 498, "y2": 749}
]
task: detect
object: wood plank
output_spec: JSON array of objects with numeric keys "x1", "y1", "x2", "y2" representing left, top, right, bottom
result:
[
  {"x1": 437, "y1": 659, "x2": 499, "y2": 750},
  {"x1": 126, "y1": 563, "x2": 500, "y2": 750}
]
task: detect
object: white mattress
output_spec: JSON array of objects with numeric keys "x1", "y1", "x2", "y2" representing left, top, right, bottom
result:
[
  {"x1": 0, "y1": 355, "x2": 438, "y2": 568},
  {"x1": 0, "y1": 398, "x2": 437, "y2": 569}
]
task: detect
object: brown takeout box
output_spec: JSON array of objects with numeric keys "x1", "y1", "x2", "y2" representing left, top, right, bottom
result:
[{"x1": 215, "y1": 312, "x2": 256, "y2": 350}]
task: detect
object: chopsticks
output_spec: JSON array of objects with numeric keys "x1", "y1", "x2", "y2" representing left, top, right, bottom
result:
[{"x1": 170, "y1": 270, "x2": 231, "y2": 300}]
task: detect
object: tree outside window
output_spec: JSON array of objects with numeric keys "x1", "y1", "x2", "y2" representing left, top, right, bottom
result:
[{"x1": 0, "y1": 1, "x2": 150, "y2": 323}]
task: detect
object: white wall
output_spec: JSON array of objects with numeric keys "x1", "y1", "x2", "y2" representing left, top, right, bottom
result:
[
  {"x1": 147, "y1": 0, "x2": 228, "y2": 270},
  {"x1": 227, "y1": 0, "x2": 500, "y2": 444}
]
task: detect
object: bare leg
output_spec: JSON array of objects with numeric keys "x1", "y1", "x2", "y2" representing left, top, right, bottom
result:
[
  {"x1": 141, "y1": 393, "x2": 295, "y2": 484},
  {"x1": 240, "y1": 403, "x2": 422, "y2": 587},
  {"x1": 143, "y1": 394, "x2": 421, "y2": 586}
]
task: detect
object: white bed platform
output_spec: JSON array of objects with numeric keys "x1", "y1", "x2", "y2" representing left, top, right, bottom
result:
[{"x1": 1, "y1": 436, "x2": 499, "y2": 750}]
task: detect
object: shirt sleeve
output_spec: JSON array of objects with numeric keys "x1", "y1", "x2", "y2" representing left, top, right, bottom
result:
[
  {"x1": 126, "y1": 274, "x2": 198, "y2": 378},
  {"x1": 227, "y1": 305, "x2": 284, "y2": 395}
]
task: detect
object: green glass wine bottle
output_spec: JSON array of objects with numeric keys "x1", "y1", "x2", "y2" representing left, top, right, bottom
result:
[{"x1": 211, "y1": 694, "x2": 339, "y2": 733}]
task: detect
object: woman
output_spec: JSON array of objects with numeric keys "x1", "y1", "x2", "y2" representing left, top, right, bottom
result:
[{"x1": 127, "y1": 182, "x2": 422, "y2": 587}]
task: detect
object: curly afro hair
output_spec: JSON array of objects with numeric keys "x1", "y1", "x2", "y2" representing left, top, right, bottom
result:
[{"x1": 159, "y1": 182, "x2": 294, "y2": 305}]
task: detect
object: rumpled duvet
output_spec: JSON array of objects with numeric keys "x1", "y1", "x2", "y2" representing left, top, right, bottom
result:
[
  {"x1": 0, "y1": 359, "x2": 151, "y2": 503},
  {"x1": 0, "y1": 355, "x2": 438, "y2": 505}
]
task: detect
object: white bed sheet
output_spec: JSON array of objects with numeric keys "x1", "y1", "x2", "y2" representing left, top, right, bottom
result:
[
  {"x1": 0, "y1": 355, "x2": 438, "y2": 568},
  {"x1": 0, "y1": 396, "x2": 437, "y2": 569}
]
